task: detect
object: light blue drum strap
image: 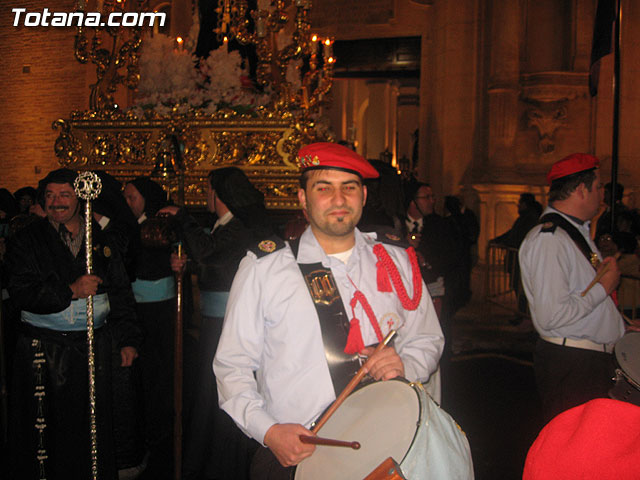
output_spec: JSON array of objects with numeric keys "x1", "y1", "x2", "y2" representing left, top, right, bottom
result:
[
  {"x1": 200, "y1": 291, "x2": 229, "y2": 318},
  {"x1": 131, "y1": 277, "x2": 176, "y2": 303},
  {"x1": 21, "y1": 293, "x2": 111, "y2": 331}
]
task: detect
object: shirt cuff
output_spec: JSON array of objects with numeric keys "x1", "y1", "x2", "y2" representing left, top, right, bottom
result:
[
  {"x1": 248, "y1": 410, "x2": 279, "y2": 446},
  {"x1": 585, "y1": 281, "x2": 608, "y2": 306}
]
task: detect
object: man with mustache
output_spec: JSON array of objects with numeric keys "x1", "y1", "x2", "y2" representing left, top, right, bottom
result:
[
  {"x1": 213, "y1": 143, "x2": 444, "y2": 478},
  {"x1": 6, "y1": 168, "x2": 142, "y2": 480}
]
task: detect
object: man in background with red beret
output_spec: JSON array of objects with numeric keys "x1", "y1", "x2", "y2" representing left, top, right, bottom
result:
[{"x1": 519, "y1": 153, "x2": 625, "y2": 421}]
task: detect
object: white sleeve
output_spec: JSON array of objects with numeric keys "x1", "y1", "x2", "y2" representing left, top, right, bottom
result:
[
  {"x1": 213, "y1": 253, "x2": 277, "y2": 445},
  {"x1": 519, "y1": 232, "x2": 608, "y2": 331}
]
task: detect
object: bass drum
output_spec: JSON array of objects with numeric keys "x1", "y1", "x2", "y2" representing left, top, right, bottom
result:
[
  {"x1": 294, "y1": 379, "x2": 473, "y2": 480},
  {"x1": 610, "y1": 332, "x2": 640, "y2": 405}
]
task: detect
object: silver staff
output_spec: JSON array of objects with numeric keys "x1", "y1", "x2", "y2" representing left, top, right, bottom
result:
[{"x1": 74, "y1": 171, "x2": 102, "y2": 480}]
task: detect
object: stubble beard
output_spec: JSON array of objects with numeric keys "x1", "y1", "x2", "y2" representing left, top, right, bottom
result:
[{"x1": 310, "y1": 206, "x2": 360, "y2": 239}]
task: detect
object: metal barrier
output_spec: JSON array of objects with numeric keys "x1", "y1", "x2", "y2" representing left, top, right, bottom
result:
[{"x1": 484, "y1": 243, "x2": 530, "y2": 319}]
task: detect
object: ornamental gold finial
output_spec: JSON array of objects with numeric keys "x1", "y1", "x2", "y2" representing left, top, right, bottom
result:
[
  {"x1": 74, "y1": 171, "x2": 103, "y2": 200},
  {"x1": 74, "y1": 170, "x2": 102, "y2": 480}
]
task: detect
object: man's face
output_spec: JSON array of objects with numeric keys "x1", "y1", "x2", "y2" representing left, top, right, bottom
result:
[
  {"x1": 582, "y1": 169, "x2": 604, "y2": 220},
  {"x1": 414, "y1": 185, "x2": 435, "y2": 216},
  {"x1": 44, "y1": 182, "x2": 80, "y2": 225},
  {"x1": 18, "y1": 195, "x2": 34, "y2": 213},
  {"x1": 123, "y1": 183, "x2": 145, "y2": 219},
  {"x1": 298, "y1": 169, "x2": 367, "y2": 239}
]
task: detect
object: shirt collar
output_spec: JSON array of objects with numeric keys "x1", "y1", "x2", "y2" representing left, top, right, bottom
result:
[
  {"x1": 297, "y1": 226, "x2": 369, "y2": 266},
  {"x1": 212, "y1": 211, "x2": 234, "y2": 232},
  {"x1": 546, "y1": 206, "x2": 590, "y2": 229}
]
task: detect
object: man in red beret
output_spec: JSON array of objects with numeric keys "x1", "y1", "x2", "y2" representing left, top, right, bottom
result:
[
  {"x1": 519, "y1": 153, "x2": 625, "y2": 421},
  {"x1": 214, "y1": 142, "x2": 449, "y2": 478}
]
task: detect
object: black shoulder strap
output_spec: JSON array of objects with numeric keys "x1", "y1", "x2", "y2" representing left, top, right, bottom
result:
[
  {"x1": 375, "y1": 227, "x2": 410, "y2": 249},
  {"x1": 539, "y1": 213, "x2": 597, "y2": 269},
  {"x1": 290, "y1": 236, "x2": 360, "y2": 396},
  {"x1": 248, "y1": 235, "x2": 286, "y2": 258}
]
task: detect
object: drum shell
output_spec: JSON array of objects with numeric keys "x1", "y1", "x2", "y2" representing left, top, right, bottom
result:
[{"x1": 294, "y1": 379, "x2": 473, "y2": 480}]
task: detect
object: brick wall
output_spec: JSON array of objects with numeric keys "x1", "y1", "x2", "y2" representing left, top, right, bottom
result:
[{"x1": 0, "y1": 0, "x2": 89, "y2": 193}]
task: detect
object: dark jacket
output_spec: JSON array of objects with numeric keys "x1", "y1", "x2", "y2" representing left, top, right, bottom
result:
[
  {"x1": 5, "y1": 216, "x2": 142, "y2": 349},
  {"x1": 172, "y1": 208, "x2": 270, "y2": 292}
]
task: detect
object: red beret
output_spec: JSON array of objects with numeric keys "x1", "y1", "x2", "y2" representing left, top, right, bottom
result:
[
  {"x1": 547, "y1": 153, "x2": 599, "y2": 184},
  {"x1": 523, "y1": 399, "x2": 640, "y2": 480},
  {"x1": 297, "y1": 142, "x2": 379, "y2": 179}
]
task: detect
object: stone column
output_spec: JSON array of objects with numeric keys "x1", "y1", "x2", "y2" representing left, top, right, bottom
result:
[
  {"x1": 364, "y1": 80, "x2": 390, "y2": 160},
  {"x1": 487, "y1": 0, "x2": 521, "y2": 170}
]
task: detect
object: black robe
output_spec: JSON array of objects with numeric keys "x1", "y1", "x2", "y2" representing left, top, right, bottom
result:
[
  {"x1": 172, "y1": 208, "x2": 266, "y2": 480},
  {"x1": 6, "y1": 217, "x2": 141, "y2": 480}
]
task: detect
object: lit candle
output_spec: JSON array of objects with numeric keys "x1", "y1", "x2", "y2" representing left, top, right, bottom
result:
[
  {"x1": 176, "y1": 36, "x2": 184, "y2": 51},
  {"x1": 256, "y1": 16, "x2": 266, "y2": 37},
  {"x1": 323, "y1": 38, "x2": 333, "y2": 59}
]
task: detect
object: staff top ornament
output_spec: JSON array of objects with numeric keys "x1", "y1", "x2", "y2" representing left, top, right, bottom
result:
[{"x1": 74, "y1": 171, "x2": 102, "y2": 200}]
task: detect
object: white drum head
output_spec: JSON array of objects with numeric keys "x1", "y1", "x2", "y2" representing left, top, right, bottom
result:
[
  {"x1": 615, "y1": 332, "x2": 640, "y2": 383},
  {"x1": 295, "y1": 380, "x2": 419, "y2": 480}
]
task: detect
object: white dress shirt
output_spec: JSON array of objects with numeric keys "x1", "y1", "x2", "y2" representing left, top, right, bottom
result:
[
  {"x1": 519, "y1": 206, "x2": 624, "y2": 344},
  {"x1": 213, "y1": 227, "x2": 444, "y2": 444}
]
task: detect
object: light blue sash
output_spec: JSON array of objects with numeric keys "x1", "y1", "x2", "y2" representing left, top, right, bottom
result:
[
  {"x1": 21, "y1": 293, "x2": 110, "y2": 331},
  {"x1": 131, "y1": 277, "x2": 176, "y2": 303},
  {"x1": 200, "y1": 291, "x2": 229, "y2": 318}
]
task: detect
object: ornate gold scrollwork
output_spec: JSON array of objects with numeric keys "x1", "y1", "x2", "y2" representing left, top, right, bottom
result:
[{"x1": 57, "y1": 1, "x2": 335, "y2": 208}]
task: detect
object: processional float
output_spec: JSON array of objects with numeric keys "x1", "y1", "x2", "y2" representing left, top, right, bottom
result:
[{"x1": 56, "y1": 1, "x2": 335, "y2": 477}]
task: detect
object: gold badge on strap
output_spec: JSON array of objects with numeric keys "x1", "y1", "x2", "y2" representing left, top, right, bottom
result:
[
  {"x1": 305, "y1": 269, "x2": 339, "y2": 305},
  {"x1": 590, "y1": 252, "x2": 599, "y2": 268},
  {"x1": 258, "y1": 240, "x2": 276, "y2": 253},
  {"x1": 103, "y1": 246, "x2": 111, "y2": 258}
]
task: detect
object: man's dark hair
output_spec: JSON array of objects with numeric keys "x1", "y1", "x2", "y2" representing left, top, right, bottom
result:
[
  {"x1": 604, "y1": 182, "x2": 624, "y2": 203},
  {"x1": 402, "y1": 180, "x2": 431, "y2": 212},
  {"x1": 548, "y1": 168, "x2": 597, "y2": 203},
  {"x1": 36, "y1": 168, "x2": 79, "y2": 208},
  {"x1": 444, "y1": 195, "x2": 461, "y2": 215}
]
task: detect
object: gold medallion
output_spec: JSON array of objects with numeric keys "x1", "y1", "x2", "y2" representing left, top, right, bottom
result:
[{"x1": 258, "y1": 240, "x2": 276, "y2": 253}]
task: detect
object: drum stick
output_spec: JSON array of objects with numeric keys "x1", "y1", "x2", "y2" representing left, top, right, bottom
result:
[
  {"x1": 299, "y1": 435, "x2": 361, "y2": 450},
  {"x1": 581, "y1": 252, "x2": 621, "y2": 297},
  {"x1": 312, "y1": 330, "x2": 397, "y2": 434}
]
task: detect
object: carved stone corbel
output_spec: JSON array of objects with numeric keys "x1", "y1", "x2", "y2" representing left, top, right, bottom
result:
[{"x1": 524, "y1": 100, "x2": 567, "y2": 154}]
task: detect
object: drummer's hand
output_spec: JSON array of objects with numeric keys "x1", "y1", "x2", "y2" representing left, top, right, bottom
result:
[
  {"x1": 170, "y1": 251, "x2": 187, "y2": 273},
  {"x1": 598, "y1": 255, "x2": 621, "y2": 295},
  {"x1": 359, "y1": 345, "x2": 405, "y2": 381},
  {"x1": 264, "y1": 423, "x2": 316, "y2": 467}
]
